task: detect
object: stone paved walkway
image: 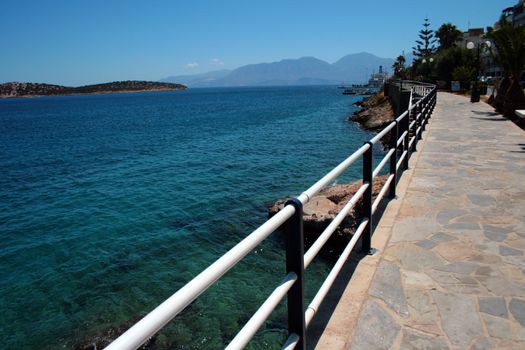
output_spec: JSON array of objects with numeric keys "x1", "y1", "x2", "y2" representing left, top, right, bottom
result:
[{"x1": 349, "y1": 93, "x2": 525, "y2": 349}]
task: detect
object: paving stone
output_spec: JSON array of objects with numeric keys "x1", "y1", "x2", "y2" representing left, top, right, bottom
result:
[
  {"x1": 351, "y1": 300, "x2": 400, "y2": 350},
  {"x1": 430, "y1": 232, "x2": 454, "y2": 242},
  {"x1": 402, "y1": 270, "x2": 436, "y2": 288},
  {"x1": 436, "y1": 261, "x2": 478, "y2": 275},
  {"x1": 515, "y1": 326, "x2": 525, "y2": 341},
  {"x1": 369, "y1": 260, "x2": 408, "y2": 317},
  {"x1": 390, "y1": 217, "x2": 440, "y2": 243},
  {"x1": 478, "y1": 275, "x2": 525, "y2": 296},
  {"x1": 388, "y1": 243, "x2": 446, "y2": 272},
  {"x1": 455, "y1": 275, "x2": 478, "y2": 284},
  {"x1": 399, "y1": 328, "x2": 449, "y2": 350},
  {"x1": 475, "y1": 265, "x2": 496, "y2": 277},
  {"x1": 469, "y1": 337, "x2": 497, "y2": 350},
  {"x1": 436, "y1": 209, "x2": 467, "y2": 225},
  {"x1": 501, "y1": 255, "x2": 525, "y2": 268},
  {"x1": 499, "y1": 245, "x2": 523, "y2": 256},
  {"x1": 468, "y1": 194, "x2": 496, "y2": 207},
  {"x1": 415, "y1": 239, "x2": 438, "y2": 249},
  {"x1": 509, "y1": 298, "x2": 525, "y2": 327},
  {"x1": 406, "y1": 289, "x2": 436, "y2": 316},
  {"x1": 445, "y1": 222, "x2": 481, "y2": 231},
  {"x1": 432, "y1": 291, "x2": 484, "y2": 348},
  {"x1": 435, "y1": 240, "x2": 476, "y2": 261},
  {"x1": 483, "y1": 230, "x2": 508, "y2": 242},
  {"x1": 479, "y1": 297, "x2": 508, "y2": 318},
  {"x1": 469, "y1": 253, "x2": 502, "y2": 265},
  {"x1": 484, "y1": 224, "x2": 514, "y2": 234},
  {"x1": 475, "y1": 241, "x2": 502, "y2": 255},
  {"x1": 482, "y1": 314, "x2": 512, "y2": 339},
  {"x1": 505, "y1": 238, "x2": 525, "y2": 250},
  {"x1": 516, "y1": 231, "x2": 525, "y2": 238}
]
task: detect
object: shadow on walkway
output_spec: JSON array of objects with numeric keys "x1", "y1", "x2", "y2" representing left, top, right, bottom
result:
[{"x1": 306, "y1": 199, "x2": 391, "y2": 349}]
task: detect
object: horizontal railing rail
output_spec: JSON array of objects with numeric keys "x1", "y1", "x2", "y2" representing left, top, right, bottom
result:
[{"x1": 105, "y1": 81, "x2": 437, "y2": 350}]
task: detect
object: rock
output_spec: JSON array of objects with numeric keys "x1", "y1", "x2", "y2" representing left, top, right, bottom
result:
[
  {"x1": 268, "y1": 175, "x2": 389, "y2": 240},
  {"x1": 349, "y1": 92, "x2": 395, "y2": 147}
]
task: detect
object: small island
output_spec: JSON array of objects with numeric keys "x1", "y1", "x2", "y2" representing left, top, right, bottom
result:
[{"x1": 0, "y1": 80, "x2": 187, "y2": 98}]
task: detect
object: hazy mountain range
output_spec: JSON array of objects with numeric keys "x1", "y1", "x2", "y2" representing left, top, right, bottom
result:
[{"x1": 162, "y1": 52, "x2": 405, "y2": 88}]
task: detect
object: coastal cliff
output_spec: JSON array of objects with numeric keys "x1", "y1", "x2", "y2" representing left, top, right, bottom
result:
[{"x1": 0, "y1": 80, "x2": 187, "y2": 98}]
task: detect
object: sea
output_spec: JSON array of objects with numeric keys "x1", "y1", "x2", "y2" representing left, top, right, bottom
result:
[{"x1": 0, "y1": 86, "x2": 385, "y2": 349}]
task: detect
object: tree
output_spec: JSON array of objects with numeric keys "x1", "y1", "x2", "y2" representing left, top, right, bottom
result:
[
  {"x1": 412, "y1": 18, "x2": 437, "y2": 60},
  {"x1": 435, "y1": 23, "x2": 462, "y2": 51},
  {"x1": 431, "y1": 46, "x2": 476, "y2": 86},
  {"x1": 452, "y1": 65, "x2": 475, "y2": 89},
  {"x1": 486, "y1": 17, "x2": 525, "y2": 115},
  {"x1": 392, "y1": 55, "x2": 406, "y2": 78}
]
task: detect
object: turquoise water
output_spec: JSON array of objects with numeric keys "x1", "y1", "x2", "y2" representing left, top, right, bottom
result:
[{"x1": 0, "y1": 86, "x2": 383, "y2": 349}]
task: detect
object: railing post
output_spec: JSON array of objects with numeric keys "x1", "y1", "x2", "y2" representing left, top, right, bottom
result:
[
  {"x1": 403, "y1": 106, "x2": 410, "y2": 170},
  {"x1": 389, "y1": 121, "x2": 398, "y2": 198},
  {"x1": 362, "y1": 141, "x2": 373, "y2": 253},
  {"x1": 421, "y1": 99, "x2": 427, "y2": 133},
  {"x1": 412, "y1": 102, "x2": 418, "y2": 151},
  {"x1": 284, "y1": 198, "x2": 306, "y2": 350},
  {"x1": 417, "y1": 100, "x2": 423, "y2": 140},
  {"x1": 433, "y1": 89, "x2": 437, "y2": 112}
]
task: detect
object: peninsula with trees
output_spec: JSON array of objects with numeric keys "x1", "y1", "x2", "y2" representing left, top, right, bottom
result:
[{"x1": 0, "y1": 80, "x2": 187, "y2": 98}]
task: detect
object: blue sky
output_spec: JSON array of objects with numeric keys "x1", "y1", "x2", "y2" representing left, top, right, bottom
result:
[{"x1": 0, "y1": 0, "x2": 515, "y2": 86}]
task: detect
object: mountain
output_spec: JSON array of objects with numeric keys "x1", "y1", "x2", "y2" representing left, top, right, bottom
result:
[
  {"x1": 161, "y1": 53, "x2": 396, "y2": 88},
  {"x1": 161, "y1": 69, "x2": 231, "y2": 87},
  {"x1": 0, "y1": 81, "x2": 187, "y2": 98},
  {"x1": 214, "y1": 57, "x2": 343, "y2": 86},
  {"x1": 333, "y1": 52, "x2": 395, "y2": 82}
]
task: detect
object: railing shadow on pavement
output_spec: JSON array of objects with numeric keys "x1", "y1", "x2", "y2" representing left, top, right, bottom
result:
[{"x1": 104, "y1": 80, "x2": 438, "y2": 350}]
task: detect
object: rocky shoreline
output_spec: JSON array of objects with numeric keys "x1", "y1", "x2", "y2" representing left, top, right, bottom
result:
[
  {"x1": 349, "y1": 91, "x2": 395, "y2": 147},
  {"x1": 268, "y1": 92, "x2": 395, "y2": 242}
]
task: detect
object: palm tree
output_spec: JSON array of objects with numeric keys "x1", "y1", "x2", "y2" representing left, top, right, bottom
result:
[
  {"x1": 392, "y1": 55, "x2": 406, "y2": 78},
  {"x1": 435, "y1": 23, "x2": 462, "y2": 51},
  {"x1": 486, "y1": 17, "x2": 525, "y2": 115}
]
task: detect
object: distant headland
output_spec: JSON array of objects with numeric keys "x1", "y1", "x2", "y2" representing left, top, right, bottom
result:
[{"x1": 0, "y1": 80, "x2": 187, "y2": 98}]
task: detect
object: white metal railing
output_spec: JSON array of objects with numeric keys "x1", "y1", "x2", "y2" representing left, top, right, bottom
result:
[{"x1": 104, "y1": 81, "x2": 437, "y2": 350}]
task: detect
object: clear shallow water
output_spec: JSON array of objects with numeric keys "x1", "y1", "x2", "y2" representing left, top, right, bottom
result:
[{"x1": 0, "y1": 86, "x2": 383, "y2": 349}]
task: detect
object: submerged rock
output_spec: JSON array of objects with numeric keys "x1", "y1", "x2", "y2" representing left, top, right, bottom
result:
[{"x1": 75, "y1": 316, "x2": 156, "y2": 350}]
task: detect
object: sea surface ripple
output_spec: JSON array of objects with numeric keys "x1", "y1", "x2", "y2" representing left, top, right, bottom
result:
[{"x1": 0, "y1": 86, "x2": 383, "y2": 349}]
